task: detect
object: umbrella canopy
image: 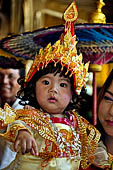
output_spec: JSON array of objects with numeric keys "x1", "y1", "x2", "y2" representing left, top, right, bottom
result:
[
  {"x1": 0, "y1": 41, "x2": 25, "y2": 68},
  {"x1": 0, "y1": 55, "x2": 24, "y2": 68},
  {"x1": 0, "y1": 23, "x2": 113, "y2": 65}
]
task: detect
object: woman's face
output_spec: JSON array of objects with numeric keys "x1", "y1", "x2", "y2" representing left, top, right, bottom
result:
[
  {"x1": 98, "y1": 80, "x2": 113, "y2": 136},
  {"x1": 35, "y1": 73, "x2": 72, "y2": 117}
]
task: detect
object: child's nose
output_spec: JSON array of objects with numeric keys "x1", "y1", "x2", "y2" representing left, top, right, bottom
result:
[{"x1": 49, "y1": 83, "x2": 58, "y2": 93}]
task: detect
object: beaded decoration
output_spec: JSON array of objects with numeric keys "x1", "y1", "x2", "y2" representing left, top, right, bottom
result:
[
  {"x1": 24, "y1": 1, "x2": 89, "y2": 95},
  {"x1": 0, "y1": 103, "x2": 16, "y2": 125},
  {"x1": 0, "y1": 103, "x2": 101, "y2": 168}
]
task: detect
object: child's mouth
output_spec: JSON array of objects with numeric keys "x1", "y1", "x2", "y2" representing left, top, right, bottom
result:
[{"x1": 48, "y1": 97, "x2": 57, "y2": 103}]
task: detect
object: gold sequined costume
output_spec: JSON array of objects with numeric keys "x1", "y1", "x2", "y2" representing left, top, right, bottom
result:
[{"x1": 0, "y1": 103, "x2": 100, "y2": 170}]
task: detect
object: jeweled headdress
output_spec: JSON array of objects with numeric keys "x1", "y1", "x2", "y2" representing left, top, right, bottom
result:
[{"x1": 25, "y1": 1, "x2": 89, "y2": 95}]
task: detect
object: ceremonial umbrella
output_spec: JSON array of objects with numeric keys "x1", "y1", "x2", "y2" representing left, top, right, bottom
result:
[
  {"x1": 0, "y1": 23, "x2": 113, "y2": 64},
  {"x1": 0, "y1": 23, "x2": 113, "y2": 124}
]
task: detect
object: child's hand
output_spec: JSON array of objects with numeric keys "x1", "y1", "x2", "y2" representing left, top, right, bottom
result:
[
  {"x1": 24, "y1": 105, "x2": 35, "y2": 110},
  {"x1": 14, "y1": 130, "x2": 38, "y2": 156}
]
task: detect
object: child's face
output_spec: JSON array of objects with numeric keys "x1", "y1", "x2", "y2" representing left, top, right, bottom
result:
[{"x1": 35, "y1": 73, "x2": 72, "y2": 117}]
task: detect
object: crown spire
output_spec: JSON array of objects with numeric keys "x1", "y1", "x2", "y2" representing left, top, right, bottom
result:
[
  {"x1": 24, "y1": 1, "x2": 89, "y2": 95},
  {"x1": 63, "y1": 1, "x2": 78, "y2": 36}
]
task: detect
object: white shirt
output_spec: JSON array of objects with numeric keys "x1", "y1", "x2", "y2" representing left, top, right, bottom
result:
[{"x1": 0, "y1": 99, "x2": 24, "y2": 169}]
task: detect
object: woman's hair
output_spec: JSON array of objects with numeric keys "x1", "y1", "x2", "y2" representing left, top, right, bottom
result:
[
  {"x1": 17, "y1": 62, "x2": 87, "y2": 113},
  {"x1": 96, "y1": 69, "x2": 113, "y2": 142}
]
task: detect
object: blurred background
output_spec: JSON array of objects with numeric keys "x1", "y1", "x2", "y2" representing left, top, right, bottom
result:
[{"x1": 0, "y1": 0, "x2": 113, "y2": 37}]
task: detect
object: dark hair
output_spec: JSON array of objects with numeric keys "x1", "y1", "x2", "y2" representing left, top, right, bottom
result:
[
  {"x1": 17, "y1": 62, "x2": 87, "y2": 114},
  {"x1": 96, "y1": 69, "x2": 113, "y2": 142},
  {"x1": 18, "y1": 68, "x2": 25, "y2": 77}
]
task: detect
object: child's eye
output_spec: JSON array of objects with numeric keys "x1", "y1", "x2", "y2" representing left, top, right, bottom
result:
[
  {"x1": 42, "y1": 80, "x2": 49, "y2": 85},
  {"x1": 60, "y1": 83, "x2": 67, "y2": 87},
  {"x1": 103, "y1": 96, "x2": 113, "y2": 102}
]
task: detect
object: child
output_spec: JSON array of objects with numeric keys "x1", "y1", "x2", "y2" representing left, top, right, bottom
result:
[{"x1": 0, "y1": 2, "x2": 104, "y2": 170}]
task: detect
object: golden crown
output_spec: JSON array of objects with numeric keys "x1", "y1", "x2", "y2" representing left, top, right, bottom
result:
[{"x1": 25, "y1": 1, "x2": 89, "y2": 95}]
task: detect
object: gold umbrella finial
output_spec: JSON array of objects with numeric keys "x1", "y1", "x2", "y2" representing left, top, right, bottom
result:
[{"x1": 89, "y1": 0, "x2": 106, "y2": 23}]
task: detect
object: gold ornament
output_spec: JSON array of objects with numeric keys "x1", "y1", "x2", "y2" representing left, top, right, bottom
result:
[{"x1": 24, "y1": 1, "x2": 89, "y2": 95}]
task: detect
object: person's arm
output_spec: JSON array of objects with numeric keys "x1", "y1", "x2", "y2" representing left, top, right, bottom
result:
[
  {"x1": 1, "y1": 120, "x2": 38, "y2": 155},
  {"x1": 0, "y1": 103, "x2": 38, "y2": 155},
  {"x1": 14, "y1": 129, "x2": 38, "y2": 155}
]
